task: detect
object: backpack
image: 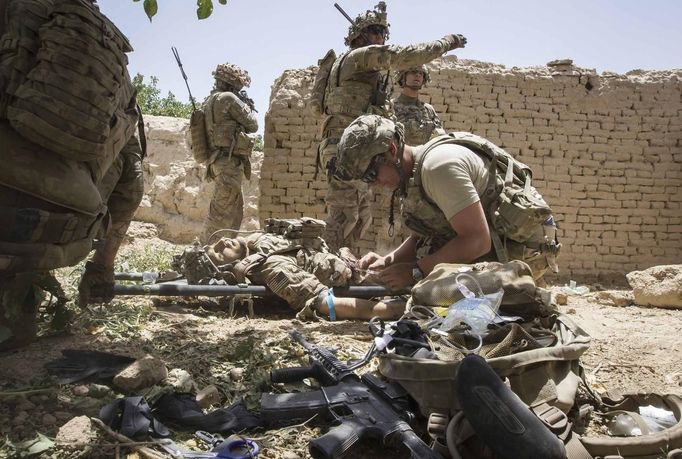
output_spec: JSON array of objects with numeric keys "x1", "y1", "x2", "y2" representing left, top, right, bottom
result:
[
  {"x1": 189, "y1": 107, "x2": 210, "y2": 164},
  {"x1": 4, "y1": 0, "x2": 137, "y2": 169},
  {"x1": 307, "y1": 49, "x2": 336, "y2": 117}
]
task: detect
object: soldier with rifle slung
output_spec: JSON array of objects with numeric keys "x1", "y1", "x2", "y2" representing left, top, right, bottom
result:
[
  {"x1": 201, "y1": 63, "x2": 258, "y2": 243},
  {"x1": 311, "y1": 2, "x2": 466, "y2": 253}
]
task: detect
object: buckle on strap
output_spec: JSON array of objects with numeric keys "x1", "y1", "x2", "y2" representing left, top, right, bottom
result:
[{"x1": 533, "y1": 402, "x2": 570, "y2": 438}]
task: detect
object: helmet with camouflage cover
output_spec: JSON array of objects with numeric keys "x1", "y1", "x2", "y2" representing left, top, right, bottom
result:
[
  {"x1": 334, "y1": 114, "x2": 404, "y2": 180},
  {"x1": 344, "y1": 2, "x2": 390, "y2": 47},
  {"x1": 395, "y1": 65, "x2": 431, "y2": 87},
  {"x1": 213, "y1": 63, "x2": 251, "y2": 89}
]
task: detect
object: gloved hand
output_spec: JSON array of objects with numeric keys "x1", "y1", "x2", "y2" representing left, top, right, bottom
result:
[
  {"x1": 446, "y1": 34, "x2": 467, "y2": 51},
  {"x1": 78, "y1": 260, "x2": 115, "y2": 306}
]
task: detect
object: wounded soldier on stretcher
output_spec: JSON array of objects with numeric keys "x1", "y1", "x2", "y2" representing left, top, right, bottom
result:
[{"x1": 173, "y1": 229, "x2": 406, "y2": 321}]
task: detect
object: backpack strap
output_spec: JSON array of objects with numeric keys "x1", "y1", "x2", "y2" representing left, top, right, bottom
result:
[{"x1": 231, "y1": 253, "x2": 268, "y2": 284}]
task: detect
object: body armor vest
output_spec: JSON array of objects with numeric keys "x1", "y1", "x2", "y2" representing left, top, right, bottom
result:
[
  {"x1": 402, "y1": 133, "x2": 553, "y2": 256},
  {"x1": 393, "y1": 95, "x2": 441, "y2": 145},
  {"x1": 204, "y1": 92, "x2": 254, "y2": 157},
  {"x1": 322, "y1": 50, "x2": 391, "y2": 139}
]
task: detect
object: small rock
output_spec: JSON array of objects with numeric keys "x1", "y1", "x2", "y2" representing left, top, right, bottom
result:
[
  {"x1": 282, "y1": 452, "x2": 302, "y2": 459},
  {"x1": 56, "y1": 415, "x2": 97, "y2": 447},
  {"x1": 196, "y1": 385, "x2": 221, "y2": 409},
  {"x1": 72, "y1": 397, "x2": 103, "y2": 417},
  {"x1": 72, "y1": 385, "x2": 89, "y2": 397},
  {"x1": 230, "y1": 368, "x2": 244, "y2": 381},
  {"x1": 566, "y1": 308, "x2": 577, "y2": 315},
  {"x1": 113, "y1": 355, "x2": 168, "y2": 392},
  {"x1": 555, "y1": 292, "x2": 568, "y2": 305},
  {"x1": 166, "y1": 368, "x2": 197, "y2": 393},
  {"x1": 87, "y1": 384, "x2": 114, "y2": 399},
  {"x1": 42, "y1": 413, "x2": 57, "y2": 426}
]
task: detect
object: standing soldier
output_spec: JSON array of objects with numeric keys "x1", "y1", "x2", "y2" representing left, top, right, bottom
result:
[
  {"x1": 313, "y1": 1, "x2": 466, "y2": 252},
  {"x1": 201, "y1": 63, "x2": 258, "y2": 243},
  {"x1": 392, "y1": 65, "x2": 446, "y2": 145}
]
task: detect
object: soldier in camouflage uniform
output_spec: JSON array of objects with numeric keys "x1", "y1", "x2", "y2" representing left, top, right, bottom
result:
[
  {"x1": 333, "y1": 115, "x2": 560, "y2": 290},
  {"x1": 318, "y1": 1, "x2": 466, "y2": 252},
  {"x1": 0, "y1": 0, "x2": 145, "y2": 350},
  {"x1": 392, "y1": 65, "x2": 445, "y2": 145},
  {"x1": 201, "y1": 63, "x2": 258, "y2": 243},
  {"x1": 176, "y1": 230, "x2": 405, "y2": 321}
]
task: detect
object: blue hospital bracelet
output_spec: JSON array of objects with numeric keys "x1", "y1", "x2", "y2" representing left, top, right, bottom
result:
[{"x1": 326, "y1": 288, "x2": 336, "y2": 321}]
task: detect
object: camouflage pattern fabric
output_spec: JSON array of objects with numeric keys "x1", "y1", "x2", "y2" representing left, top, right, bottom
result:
[
  {"x1": 320, "y1": 35, "x2": 462, "y2": 251},
  {"x1": 344, "y1": 2, "x2": 389, "y2": 46},
  {"x1": 392, "y1": 94, "x2": 444, "y2": 145},
  {"x1": 96, "y1": 134, "x2": 145, "y2": 223},
  {"x1": 0, "y1": 272, "x2": 41, "y2": 351},
  {"x1": 203, "y1": 91, "x2": 257, "y2": 156},
  {"x1": 203, "y1": 156, "x2": 246, "y2": 244},
  {"x1": 320, "y1": 142, "x2": 371, "y2": 251},
  {"x1": 213, "y1": 63, "x2": 251, "y2": 89},
  {"x1": 403, "y1": 135, "x2": 559, "y2": 279},
  {"x1": 243, "y1": 233, "x2": 351, "y2": 311}
]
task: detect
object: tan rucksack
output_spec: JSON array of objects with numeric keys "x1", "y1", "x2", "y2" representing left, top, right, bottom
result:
[
  {"x1": 189, "y1": 107, "x2": 211, "y2": 164},
  {"x1": 307, "y1": 48, "x2": 336, "y2": 117},
  {"x1": 3, "y1": 0, "x2": 137, "y2": 172}
]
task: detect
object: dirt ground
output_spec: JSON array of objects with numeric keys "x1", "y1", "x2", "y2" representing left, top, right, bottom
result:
[{"x1": 1, "y1": 231, "x2": 680, "y2": 458}]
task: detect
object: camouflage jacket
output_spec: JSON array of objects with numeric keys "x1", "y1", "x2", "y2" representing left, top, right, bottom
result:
[
  {"x1": 321, "y1": 36, "x2": 456, "y2": 141},
  {"x1": 392, "y1": 94, "x2": 445, "y2": 145},
  {"x1": 204, "y1": 91, "x2": 258, "y2": 157}
]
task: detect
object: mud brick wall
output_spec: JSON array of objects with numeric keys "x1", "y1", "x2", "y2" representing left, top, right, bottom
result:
[{"x1": 261, "y1": 57, "x2": 682, "y2": 282}]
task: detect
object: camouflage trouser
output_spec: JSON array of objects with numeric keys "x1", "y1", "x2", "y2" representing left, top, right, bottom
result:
[
  {"x1": 98, "y1": 135, "x2": 145, "y2": 223},
  {"x1": 321, "y1": 142, "x2": 371, "y2": 252},
  {"x1": 0, "y1": 273, "x2": 41, "y2": 351},
  {"x1": 203, "y1": 155, "x2": 245, "y2": 244},
  {"x1": 416, "y1": 223, "x2": 560, "y2": 280},
  {"x1": 247, "y1": 250, "x2": 352, "y2": 312}
]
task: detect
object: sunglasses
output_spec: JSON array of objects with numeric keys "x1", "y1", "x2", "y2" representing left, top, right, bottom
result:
[{"x1": 364, "y1": 25, "x2": 387, "y2": 37}]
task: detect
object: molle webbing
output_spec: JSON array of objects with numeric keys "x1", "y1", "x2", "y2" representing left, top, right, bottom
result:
[
  {"x1": 0, "y1": 205, "x2": 104, "y2": 244},
  {"x1": 5, "y1": 0, "x2": 137, "y2": 162}
]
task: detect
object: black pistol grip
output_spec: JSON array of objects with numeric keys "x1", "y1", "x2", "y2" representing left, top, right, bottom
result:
[
  {"x1": 309, "y1": 421, "x2": 363, "y2": 459},
  {"x1": 270, "y1": 366, "x2": 316, "y2": 384}
]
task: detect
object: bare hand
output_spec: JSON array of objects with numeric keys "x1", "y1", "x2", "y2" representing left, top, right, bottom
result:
[
  {"x1": 378, "y1": 262, "x2": 414, "y2": 290},
  {"x1": 359, "y1": 252, "x2": 386, "y2": 270}
]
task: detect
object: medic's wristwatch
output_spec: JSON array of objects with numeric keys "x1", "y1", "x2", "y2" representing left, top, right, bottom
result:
[{"x1": 412, "y1": 264, "x2": 424, "y2": 282}]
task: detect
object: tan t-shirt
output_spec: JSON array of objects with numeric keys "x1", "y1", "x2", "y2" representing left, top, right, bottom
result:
[{"x1": 419, "y1": 143, "x2": 490, "y2": 221}]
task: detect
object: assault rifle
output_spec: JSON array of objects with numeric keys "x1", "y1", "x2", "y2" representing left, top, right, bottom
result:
[
  {"x1": 260, "y1": 330, "x2": 442, "y2": 459},
  {"x1": 237, "y1": 90, "x2": 257, "y2": 113}
]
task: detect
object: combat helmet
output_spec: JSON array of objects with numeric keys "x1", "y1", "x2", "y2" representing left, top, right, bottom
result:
[
  {"x1": 213, "y1": 63, "x2": 251, "y2": 89},
  {"x1": 335, "y1": 114, "x2": 404, "y2": 181},
  {"x1": 344, "y1": 2, "x2": 390, "y2": 47},
  {"x1": 396, "y1": 65, "x2": 431, "y2": 87}
]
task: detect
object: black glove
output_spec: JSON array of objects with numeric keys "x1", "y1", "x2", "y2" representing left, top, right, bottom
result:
[{"x1": 78, "y1": 260, "x2": 115, "y2": 306}]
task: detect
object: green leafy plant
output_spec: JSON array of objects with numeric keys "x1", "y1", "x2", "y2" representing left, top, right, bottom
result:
[
  {"x1": 134, "y1": 0, "x2": 228, "y2": 21},
  {"x1": 133, "y1": 73, "x2": 193, "y2": 119}
]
